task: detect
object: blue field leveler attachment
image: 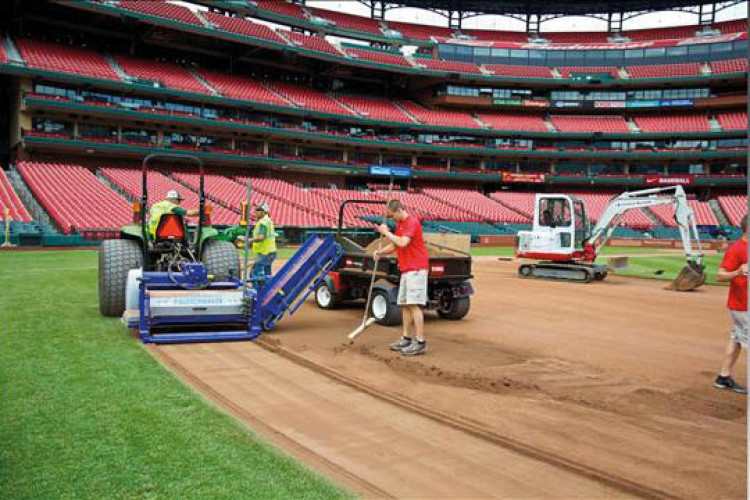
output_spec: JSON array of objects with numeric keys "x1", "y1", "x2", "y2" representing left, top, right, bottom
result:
[{"x1": 126, "y1": 235, "x2": 343, "y2": 344}]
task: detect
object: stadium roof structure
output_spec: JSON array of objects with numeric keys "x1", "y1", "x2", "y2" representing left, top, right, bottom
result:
[{"x1": 355, "y1": 0, "x2": 744, "y2": 29}]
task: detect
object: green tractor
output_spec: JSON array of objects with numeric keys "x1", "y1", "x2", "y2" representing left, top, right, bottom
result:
[{"x1": 98, "y1": 153, "x2": 240, "y2": 317}]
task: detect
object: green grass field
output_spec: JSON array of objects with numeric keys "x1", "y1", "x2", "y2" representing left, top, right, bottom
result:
[
  {"x1": 468, "y1": 245, "x2": 725, "y2": 285},
  {"x1": 0, "y1": 250, "x2": 350, "y2": 499}
]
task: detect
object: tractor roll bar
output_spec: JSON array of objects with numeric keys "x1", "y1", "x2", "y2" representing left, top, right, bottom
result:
[
  {"x1": 141, "y1": 154, "x2": 204, "y2": 243},
  {"x1": 337, "y1": 199, "x2": 385, "y2": 237}
]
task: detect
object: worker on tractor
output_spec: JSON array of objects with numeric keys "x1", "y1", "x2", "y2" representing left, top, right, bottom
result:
[
  {"x1": 148, "y1": 190, "x2": 199, "y2": 238},
  {"x1": 249, "y1": 202, "x2": 277, "y2": 282}
]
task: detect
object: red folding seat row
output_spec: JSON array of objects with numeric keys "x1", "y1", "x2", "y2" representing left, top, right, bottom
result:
[
  {"x1": 485, "y1": 65, "x2": 554, "y2": 78},
  {"x1": 255, "y1": 0, "x2": 308, "y2": 20},
  {"x1": 557, "y1": 66, "x2": 618, "y2": 78},
  {"x1": 550, "y1": 115, "x2": 629, "y2": 134},
  {"x1": 711, "y1": 59, "x2": 748, "y2": 74},
  {"x1": 626, "y1": 25, "x2": 698, "y2": 41},
  {"x1": 203, "y1": 11, "x2": 286, "y2": 44},
  {"x1": 308, "y1": 8, "x2": 384, "y2": 35},
  {"x1": 197, "y1": 70, "x2": 286, "y2": 105},
  {"x1": 14, "y1": 38, "x2": 119, "y2": 80},
  {"x1": 490, "y1": 192, "x2": 535, "y2": 218},
  {"x1": 714, "y1": 19, "x2": 748, "y2": 34},
  {"x1": 388, "y1": 21, "x2": 454, "y2": 40},
  {"x1": 119, "y1": 0, "x2": 202, "y2": 26},
  {"x1": 399, "y1": 101, "x2": 479, "y2": 129},
  {"x1": 417, "y1": 58, "x2": 483, "y2": 74},
  {"x1": 115, "y1": 55, "x2": 209, "y2": 94},
  {"x1": 285, "y1": 31, "x2": 342, "y2": 56},
  {"x1": 423, "y1": 188, "x2": 529, "y2": 223},
  {"x1": 716, "y1": 112, "x2": 746, "y2": 131},
  {"x1": 717, "y1": 195, "x2": 748, "y2": 226},
  {"x1": 634, "y1": 114, "x2": 710, "y2": 133},
  {"x1": 270, "y1": 82, "x2": 353, "y2": 115},
  {"x1": 17, "y1": 158, "x2": 131, "y2": 232},
  {"x1": 346, "y1": 47, "x2": 412, "y2": 68},
  {"x1": 336, "y1": 95, "x2": 413, "y2": 123},
  {"x1": 477, "y1": 113, "x2": 548, "y2": 132},
  {"x1": 0, "y1": 170, "x2": 32, "y2": 222},
  {"x1": 627, "y1": 63, "x2": 701, "y2": 78}
]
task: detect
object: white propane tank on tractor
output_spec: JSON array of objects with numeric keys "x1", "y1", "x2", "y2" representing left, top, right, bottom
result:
[{"x1": 124, "y1": 268, "x2": 143, "y2": 318}]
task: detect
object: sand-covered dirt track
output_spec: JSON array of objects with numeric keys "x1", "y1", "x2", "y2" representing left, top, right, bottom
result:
[{"x1": 152, "y1": 259, "x2": 746, "y2": 499}]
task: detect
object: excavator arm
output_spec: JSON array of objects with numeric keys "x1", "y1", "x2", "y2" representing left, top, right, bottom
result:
[{"x1": 587, "y1": 186, "x2": 705, "y2": 291}]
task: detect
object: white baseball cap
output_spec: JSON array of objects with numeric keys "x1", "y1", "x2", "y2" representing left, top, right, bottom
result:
[
  {"x1": 166, "y1": 190, "x2": 183, "y2": 201},
  {"x1": 255, "y1": 201, "x2": 269, "y2": 212}
]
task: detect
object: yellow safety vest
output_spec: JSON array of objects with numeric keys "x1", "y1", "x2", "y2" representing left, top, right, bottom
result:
[
  {"x1": 148, "y1": 200, "x2": 180, "y2": 238},
  {"x1": 252, "y1": 215, "x2": 276, "y2": 254}
]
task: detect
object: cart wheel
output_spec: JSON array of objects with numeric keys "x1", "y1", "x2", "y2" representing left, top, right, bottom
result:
[
  {"x1": 315, "y1": 282, "x2": 337, "y2": 309},
  {"x1": 370, "y1": 290, "x2": 401, "y2": 326},
  {"x1": 518, "y1": 264, "x2": 533, "y2": 278},
  {"x1": 437, "y1": 297, "x2": 471, "y2": 320}
]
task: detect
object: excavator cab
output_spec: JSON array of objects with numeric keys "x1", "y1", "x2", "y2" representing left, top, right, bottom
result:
[{"x1": 517, "y1": 195, "x2": 588, "y2": 261}]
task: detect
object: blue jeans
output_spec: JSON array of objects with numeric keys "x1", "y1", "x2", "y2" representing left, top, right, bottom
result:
[{"x1": 251, "y1": 252, "x2": 276, "y2": 282}]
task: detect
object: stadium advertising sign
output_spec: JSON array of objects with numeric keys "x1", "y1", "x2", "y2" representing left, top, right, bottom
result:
[
  {"x1": 594, "y1": 101, "x2": 626, "y2": 108},
  {"x1": 502, "y1": 173, "x2": 546, "y2": 183},
  {"x1": 552, "y1": 101, "x2": 582, "y2": 108},
  {"x1": 368, "y1": 165, "x2": 413, "y2": 178},
  {"x1": 523, "y1": 100, "x2": 549, "y2": 108},
  {"x1": 494, "y1": 98, "x2": 523, "y2": 106},
  {"x1": 626, "y1": 100, "x2": 661, "y2": 108},
  {"x1": 660, "y1": 99, "x2": 694, "y2": 107},
  {"x1": 644, "y1": 175, "x2": 693, "y2": 186}
]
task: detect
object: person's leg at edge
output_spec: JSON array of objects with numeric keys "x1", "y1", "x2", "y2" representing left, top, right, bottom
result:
[
  {"x1": 411, "y1": 305, "x2": 424, "y2": 342},
  {"x1": 401, "y1": 305, "x2": 413, "y2": 339},
  {"x1": 719, "y1": 339, "x2": 742, "y2": 377}
]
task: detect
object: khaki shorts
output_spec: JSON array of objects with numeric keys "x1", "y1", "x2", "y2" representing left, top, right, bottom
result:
[
  {"x1": 729, "y1": 310, "x2": 748, "y2": 347},
  {"x1": 397, "y1": 269, "x2": 428, "y2": 306}
]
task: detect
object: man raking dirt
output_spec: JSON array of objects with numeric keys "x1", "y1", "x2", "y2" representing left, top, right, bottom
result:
[{"x1": 374, "y1": 199, "x2": 430, "y2": 356}]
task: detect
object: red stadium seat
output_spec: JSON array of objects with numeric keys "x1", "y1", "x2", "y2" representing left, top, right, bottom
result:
[
  {"x1": 550, "y1": 115, "x2": 630, "y2": 134},
  {"x1": 197, "y1": 70, "x2": 287, "y2": 105},
  {"x1": 460, "y1": 29, "x2": 527, "y2": 42},
  {"x1": 269, "y1": 82, "x2": 353, "y2": 115},
  {"x1": 711, "y1": 59, "x2": 748, "y2": 75},
  {"x1": 0, "y1": 170, "x2": 32, "y2": 222},
  {"x1": 119, "y1": 0, "x2": 202, "y2": 25},
  {"x1": 255, "y1": 0, "x2": 307, "y2": 20},
  {"x1": 627, "y1": 63, "x2": 701, "y2": 79},
  {"x1": 416, "y1": 58, "x2": 484, "y2": 74},
  {"x1": 285, "y1": 31, "x2": 342, "y2": 56},
  {"x1": 203, "y1": 11, "x2": 286, "y2": 44},
  {"x1": 17, "y1": 158, "x2": 132, "y2": 232},
  {"x1": 716, "y1": 112, "x2": 747, "y2": 131},
  {"x1": 485, "y1": 65, "x2": 554, "y2": 78},
  {"x1": 387, "y1": 21, "x2": 454, "y2": 40},
  {"x1": 557, "y1": 66, "x2": 619, "y2": 78},
  {"x1": 477, "y1": 113, "x2": 548, "y2": 132},
  {"x1": 336, "y1": 95, "x2": 413, "y2": 123},
  {"x1": 346, "y1": 47, "x2": 412, "y2": 68},
  {"x1": 14, "y1": 38, "x2": 119, "y2": 80},
  {"x1": 308, "y1": 7, "x2": 384, "y2": 36},
  {"x1": 399, "y1": 101, "x2": 479, "y2": 129},
  {"x1": 717, "y1": 195, "x2": 748, "y2": 226},
  {"x1": 634, "y1": 114, "x2": 710, "y2": 133},
  {"x1": 115, "y1": 55, "x2": 209, "y2": 94}
]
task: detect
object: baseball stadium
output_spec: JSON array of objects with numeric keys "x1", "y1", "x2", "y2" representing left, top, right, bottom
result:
[{"x1": 1, "y1": 0, "x2": 748, "y2": 497}]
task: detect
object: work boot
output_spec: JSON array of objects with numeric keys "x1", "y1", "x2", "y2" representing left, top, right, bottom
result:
[
  {"x1": 714, "y1": 375, "x2": 747, "y2": 394},
  {"x1": 401, "y1": 340, "x2": 427, "y2": 356},
  {"x1": 389, "y1": 336, "x2": 412, "y2": 351}
]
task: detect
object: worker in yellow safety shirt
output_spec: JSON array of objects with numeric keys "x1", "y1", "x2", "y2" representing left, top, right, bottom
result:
[
  {"x1": 148, "y1": 190, "x2": 199, "y2": 238},
  {"x1": 249, "y1": 201, "x2": 277, "y2": 281}
]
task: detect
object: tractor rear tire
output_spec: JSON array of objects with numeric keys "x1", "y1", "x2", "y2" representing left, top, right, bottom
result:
[
  {"x1": 202, "y1": 240, "x2": 241, "y2": 280},
  {"x1": 99, "y1": 239, "x2": 144, "y2": 317}
]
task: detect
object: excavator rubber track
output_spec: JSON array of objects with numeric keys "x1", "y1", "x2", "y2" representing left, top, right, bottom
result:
[{"x1": 518, "y1": 262, "x2": 608, "y2": 283}]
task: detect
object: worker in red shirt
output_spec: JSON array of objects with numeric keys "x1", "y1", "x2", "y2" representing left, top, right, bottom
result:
[
  {"x1": 715, "y1": 214, "x2": 747, "y2": 394},
  {"x1": 375, "y1": 199, "x2": 430, "y2": 356}
]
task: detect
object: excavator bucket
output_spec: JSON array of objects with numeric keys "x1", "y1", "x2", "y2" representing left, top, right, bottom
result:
[{"x1": 668, "y1": 261, "x2": 706, "y2": 292}]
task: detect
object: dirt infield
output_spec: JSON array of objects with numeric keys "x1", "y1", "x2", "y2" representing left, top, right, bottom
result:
[{"x1": 154, "y1": 259, "x2": 746, "y2": 498}]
